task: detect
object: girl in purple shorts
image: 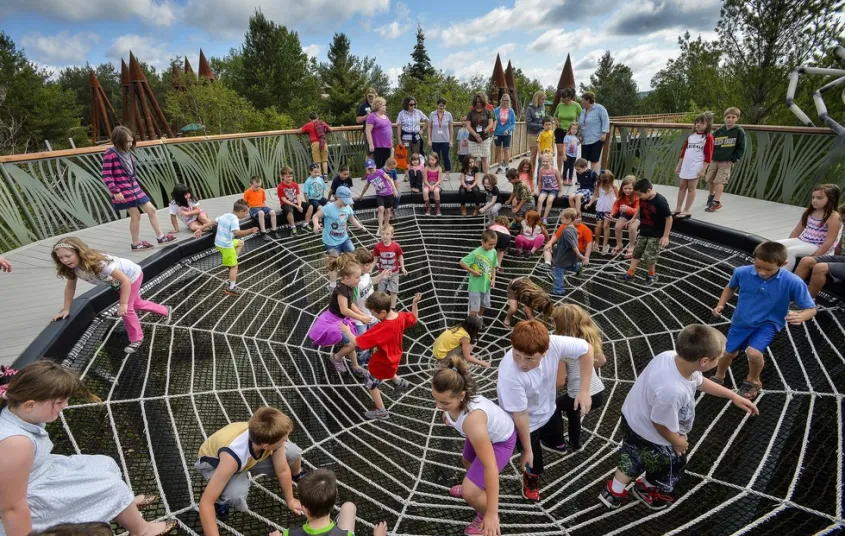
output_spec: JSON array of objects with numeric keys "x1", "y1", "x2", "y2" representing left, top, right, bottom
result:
[{"x1": 432, "y1": 355, "x2": 516, "y2": 536}]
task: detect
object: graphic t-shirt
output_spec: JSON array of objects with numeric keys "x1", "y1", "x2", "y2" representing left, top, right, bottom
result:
[
  {"x1": 277, "y1": 181, "x2": 301, "y2": 204},
  {"x1": 679, "y1": 132, "x2": 714, "y2": 179},
  {"x1": 321, "y1": 202, "x2": 354, "y2": 247},
  {"x1": 74, "y1": 255, "x2": 142, "y2": 288},
  {"x1": 465, "y1": 167, "x2": 480, "y2": 187},
  {"x1": 457, "y1": 129, "x2": 470, "y2": 155},
  {"x1": 461, "y1": 246, "x2": 498, "y2": 293},
  {"x1": 373, "y1": 241, "x2": 403, "y2": 273},
  {"x1": 538, "y1": 131, "x2": 555, "y2": 153},
  {"x1": 356, "y1": 311, "x2": 417, "y2": 380},
  {"x1": 355, "y1": 272, "x2": 375, "y2": 326},
  {"x1": 366, "y1": 169, "x2": 395, "y2": 196},
  {"x1": 243, "y1": 188, "x2": 266, "y2": 208},
  {"x1": 576, "y1": 169, "x2": 597, "y2": 191},
  {"x1": 169, "y1": 199, "x2": 201, "y2": 225},
  {"x1": 539, "y1": 168, "x2": 559, "y2": 190},
  {"x1": 303, "y1": 176, "x2": 326, "y2": 200},
  {"x1": 521, "y1": 222, "x2": 544, "y2": 240},
  {"x1": 712, "y1": 125, "x2": 746, "y2": 163},
  {"x1": 638, "y1": 193, "x2": 672, "y2": 238},
  {"x1": 622, "y1": 351, "x2": 702, "y2": 446},
  {"x1": 214, "y1": 213, "x2": 241, "y2": 249},
  {"x1": 564, "y1": 134, "x2": 579, "y2": 157}
]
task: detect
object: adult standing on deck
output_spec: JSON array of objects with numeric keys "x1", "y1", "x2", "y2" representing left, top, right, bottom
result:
[
  {"x1": 526, "y1": 91, "x2": 546, "y2": 167},
  {"x1": 366, "y1": 96, "x2": 394, "y2": 169},
  {"x1": 397, "y1": 96, "x2": 427, "y2": 158},
  {"x1": 553, "y1": 88, "x2": 581, "y2": 173},
  {"x1": 465, "y1": 93, "x2": 495, "y2": 174},
  {"x1": 493, "y1": 94, "x2": 517, "y2": 173},
  {"x1": 578, "y1": 91, "x2": 610, "y2": 172},
  {"x1": 428, "y1": 98, "x2": 454, "y2": 173},
  {"x1": 357, "y1": 87, "x2": 377, "y2": 154}
]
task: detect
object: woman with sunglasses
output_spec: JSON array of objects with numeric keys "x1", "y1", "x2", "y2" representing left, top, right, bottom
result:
[{"x1": 396, "y1": 96, "x2": 427, "y2": 158}]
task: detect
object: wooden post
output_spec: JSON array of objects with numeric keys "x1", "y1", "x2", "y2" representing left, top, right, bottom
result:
[{"x1": 601, "y1": 122, "x2": 613, "y2": 171}]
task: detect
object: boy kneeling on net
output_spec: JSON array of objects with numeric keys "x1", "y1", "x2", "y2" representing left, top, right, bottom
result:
[{"x1": 196, "y1": 407, "x2": 306, "y2": 532}]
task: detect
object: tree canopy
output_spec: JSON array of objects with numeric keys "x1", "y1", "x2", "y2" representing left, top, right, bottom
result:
[{"x1": 580, "y1": 51, "x2": 640, "y2": 116}]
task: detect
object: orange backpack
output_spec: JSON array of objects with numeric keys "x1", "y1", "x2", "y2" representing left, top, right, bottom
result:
[{"x1": 394, "y1": 144, "x2": 408, "y2": 171}]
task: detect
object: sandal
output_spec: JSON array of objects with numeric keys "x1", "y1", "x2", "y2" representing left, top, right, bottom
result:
[
  {"x1": 449, "y1": 484, "x2": 463, "y2": 498},
  {"x1": 611, "y1": 246, "x2": 622, "y2": 256},
  {"x1": 671, "y1": 211, "x2": 681, "y2": 216},
  {"x1": 131, "y1": 241, "x2": 154, "y2": 251},
  {"x1": 332, "y1": 358, "x2": 347, "y2": 373},
  {"x1": 710, "y1": 376, "x2": 725, "y2": 387},
  {"x1": 155, "y1": 520, "x2": 178, "y2": 536},
  {"x1": 135, "y1": 494, "x2": 160, "y2": 509},
  {"x1": 738, "y1": 380, "x2": 762, "y2": 401},
  {"x1": 674, "y1": 213, "x2": 691, "y2": 220},
  {"x1": 624, "y1": 249, "x2": 634, "y2": 259}
]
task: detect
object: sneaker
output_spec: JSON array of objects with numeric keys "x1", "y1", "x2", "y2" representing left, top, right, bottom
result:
[
  {"x1": 464, "y1": 514, "x2": 484, "y2": 535},
  {"x1": 598, "y1": 480, "x2": 628, "y2": 509},
  {"x1": 304, "y1": 223, "x2": 313, "y2": 232},
  {"x1": 214, "y1": 502, "x2": 230, "y2": 521},
  {"x1": 706, "y1": 201, "x2": 722, "y2": 212},
  {"x1": 327, "y1": 281, "x2": 337, "y2": 290},
  {"x1": 131, "y1": 241, "x2": 154, "y2": 250},
  {"x1": 364, "y1": 407, "x2": 389, "y2": 420},
  {"x1": 449, "y1": 485, "x2": 463, "y2": 498},
  {"x1": 496, "y1": 167, "x2": 504, "y2": 174},
  {"x1": 157, "y1": 233, "x2": 177, "y2": 244},
  {"x1": 436, "y1": 210, "x2": 442, "y2": 216},
  {"x1": 292, "y1": 469, "x2": 308, "y2": 483},
  {"x1": 332, "y1": 358, "x2": 347, "y2": 373},
  {"x1": 574, "y1": 263, "x2": 583, "y2": 277},
  {"x1": 162, "y1": 306, "x2": 172, "y2": 325},
  {"x1": 392, "y1": 377, "x2": 409, "y2": 392},
  {"x1": 542, "y1": 217, "x2": 548, "y2": 224},
  {"x1": 706, "y1": 194, "x2": 714, "y2": 207},
  {"x1": 566, "y1": 442, "x2": 582, "y2": 454},
  {"x1": 522, "y1": 471, "x2": 540, "y2": 502},
  {"x1": 539, "y1": 439, "x2": 568, "y2": 453},
  {"x1": 261, "y1": 232, "x2": 272, "y2": 242},
  {"x1": 291, "y1": 226, "x2": 298, "y2": 235},
  {"x1": 631, "y1": 478, "x2": 674, "y2": 510},
  {"x1": 644, "y1": 274, "x2": 657, "y2": 286},
  {"x1": 616, "y1": 272, "x2": 634, "y2": 282},
  {"x1": 125, "y1": 341, "x2": 143, "y2": 354},
  {"x1": 271, "y1": 230, "x2": 281, "y2": 239},
  {"x1": 425, "y1": 209, "x2": 431, "y2": 216},
  {"x1": 223, "y1": 285, "x2": 242, "y2": 296},
  {"x1": 375, "y1": 229, "x2": 381, "y2": 238},
  {"x1": 349, "y1": 365, "x2": 367, "y2": 377}
]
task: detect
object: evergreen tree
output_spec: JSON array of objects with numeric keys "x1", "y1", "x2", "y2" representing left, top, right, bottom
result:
[
  {"x1": 318, "y1": 33, "x2": 374, "y2": 125},
  {"x1": 580, "y1": 51, "x2": 640, "y2": 116},
  {"x1": 407, "y1": 24, "x2": 435, "y2": 81},
  {"x1": 58, "y1": 63, "x2": 121, "y2": 127},
  {"x1": 368, "y1": 65, "x2": 391, "y2": 97}
]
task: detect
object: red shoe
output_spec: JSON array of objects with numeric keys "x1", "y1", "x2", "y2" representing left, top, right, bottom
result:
[
  {"x1": 522, "y1": 470, "x2": 540, "y2": 502},
  {"x1": 631, "y1": 478, "x2": 674, "y2": 510},
  {"x1": 598, "y1": 480, "x2": 628, "y2": 509}
]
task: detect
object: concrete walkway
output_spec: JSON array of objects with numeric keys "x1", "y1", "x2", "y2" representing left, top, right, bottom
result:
[{"x1": 0, "y1": 171, "x2": 804, "y2": 366}]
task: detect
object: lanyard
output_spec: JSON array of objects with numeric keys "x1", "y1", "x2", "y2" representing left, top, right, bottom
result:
[{"x1": 436, "y1": 112, "x2": 444, "y2": 129}]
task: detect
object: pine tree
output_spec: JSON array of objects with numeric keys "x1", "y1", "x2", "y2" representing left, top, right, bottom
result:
[
  {"x1": 407, "y1": 24, "x2": 435, "y2": 81},
  {"x1": 580, "y1": 51, "x2": 640, "y2": 116},
  {"x1": 318, "y1": 33, "x2": 374, "y2": 124}
]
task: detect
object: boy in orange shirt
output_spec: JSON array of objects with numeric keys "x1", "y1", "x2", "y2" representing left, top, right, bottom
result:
[
  {"x1": 244, "y1": 176, "x2": 279, "y2": 241},
  {"x1": 543, "y1": 215, "x2": 592, "y2": 270}
]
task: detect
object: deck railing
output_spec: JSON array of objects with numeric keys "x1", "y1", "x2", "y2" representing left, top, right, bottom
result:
[
  {"x1": 603, "y1": 121, "x2": 845, "y2": 208},
  {"x1": 0, "y1": 123, "x2": 530, "y2": 252}
]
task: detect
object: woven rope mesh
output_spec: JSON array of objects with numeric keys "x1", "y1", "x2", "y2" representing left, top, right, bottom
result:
[{"x1": 55, "y1": 204, "x2": 845, "y2": 535}]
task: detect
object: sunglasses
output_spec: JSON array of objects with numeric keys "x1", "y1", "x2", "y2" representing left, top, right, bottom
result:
[{"x1": 408, "y1": 102, "x2": 416, "y2": 106}]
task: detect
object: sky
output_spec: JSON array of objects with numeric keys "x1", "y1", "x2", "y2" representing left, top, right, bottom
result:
[{"x1": 1, "y1": 0, "x2": 722, "y2": 91}]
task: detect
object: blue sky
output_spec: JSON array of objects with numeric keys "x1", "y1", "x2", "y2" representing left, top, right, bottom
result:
[{"x1": 1, "y1": 0, "x2": 722, "y2": 91}]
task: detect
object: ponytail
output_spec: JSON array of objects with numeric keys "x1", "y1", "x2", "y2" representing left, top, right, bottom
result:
[
  {"x1": 432, "y1": 355, "x2": 477, "y2": 412},
  {"x1": 327, "y1": 252, "x2": 360, "y2": 277},
  {"x1": 1, "y1": 360, "x2": 99, "y2": 412}
]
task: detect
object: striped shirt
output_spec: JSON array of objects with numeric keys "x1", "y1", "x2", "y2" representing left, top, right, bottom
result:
[{"x1": 101, "y1": 148, "x2": 146, "y2": 204}]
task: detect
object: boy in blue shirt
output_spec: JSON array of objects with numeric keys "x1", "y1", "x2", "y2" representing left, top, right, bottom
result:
[
  {"x1": 312, "y1": 186, "x2": 365, "y2": 288},
  {"x1": 193, "y1": 199, "x2": 257, "y2": 295},
  {"x1": 303, "y1": 163, "x2": 328, "y2": 231},
  {"x1": 712, "y1": 241, "x2": 816, "y2": 400}
]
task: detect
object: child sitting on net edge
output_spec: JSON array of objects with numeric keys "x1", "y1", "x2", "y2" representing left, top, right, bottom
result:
[
  {"x1": 269, "y1": 469, "x2": 388, "y2": 536},
  {"x1": 599, "y1": 324, "x2": 759, "y2": 511},
  {"x1": 195, "y1": 407, "x2": 306, "y2": 531},
  {"x1": 339, "y1": 291, "x2": 422, "y2": 420}
]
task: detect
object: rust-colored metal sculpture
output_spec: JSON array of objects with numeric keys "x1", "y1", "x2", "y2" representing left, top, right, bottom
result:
[
  {"x1": 198, "y1": 49, "x2": 215, "y2": 82},
  {"x1": 551, "y1": 54, "x2": 576, "y2": 114},
  {"x1": 123, "y1": 52, "x2": 174, "y2": 141},
  {"x1": 184, "y1": 57, "x2": 195, "y2": 76},
  {"x1": 89, "y1": 72, "x2": 119, "y2": 143},
  {"x1": 505, "y1": 60, "x2": 520, "y2": 115},
  {"x1": 121, "y1": 59, "x2": 130, "y2": 126},
  {"x1": 491, "y1": 54, "x2": 508, "y2": 104},
  {"x1": 172, "y1": 62, "x2": 186, "y2": 91}
]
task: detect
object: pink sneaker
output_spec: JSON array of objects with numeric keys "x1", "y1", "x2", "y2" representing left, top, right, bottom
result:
[
  {"x1": 449, "y1": 485, "x2": 463, "y2": 498},
  {"x1": 464, "y1": 514, "x2": 483, "y2": 535}
]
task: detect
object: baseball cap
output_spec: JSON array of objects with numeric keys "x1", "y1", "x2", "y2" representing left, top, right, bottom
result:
[
  {"x1": 365, "y1": 158, "x2": 376, "y2": 169},
  {"x1": 335, "y1": 186, "x2": 354, "y2": 205},
  {"x1": 309, "y1": 162, "x2": 320, "y2": 170}
]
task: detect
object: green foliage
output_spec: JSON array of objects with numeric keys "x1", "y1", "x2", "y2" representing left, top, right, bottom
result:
[
  {"x1": 389, "y1": 70, "x2": 485, "y2": 119},
  {"x1": 580, "y1": 51, "x2": 640, "y2": 116},
  {"x1": 511, "y1": 68, "x2": 543, "y2": 117},
  {"x1": 406, "y1": 24, "x2": 435, "y2": 81},
  {"x1": 58, "y1": 63, "x2": 121, "y2": 128},
  {"x1": 318, "y1": 33, "x2": 376, "y2": 125},
  {"x1": 368, "y1": 65, "x2": 391, "y2": 97}
]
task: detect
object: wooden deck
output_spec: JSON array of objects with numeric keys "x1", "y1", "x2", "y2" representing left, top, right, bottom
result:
[{"x1": 0, "y1": 171, "x2": 804, "y2": 367}]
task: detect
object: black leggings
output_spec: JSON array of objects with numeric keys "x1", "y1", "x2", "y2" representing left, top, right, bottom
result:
[
  {"x1": 563, "y1": 155, "x2": 577, "y2": 182},
  {"x1": 372, "y1": 147, "x2": 391, "y2": 169},
  {"x1": 518, "y1": 411, "x2": 563, "y2": 475},
  {"x1": 459, "y1": 185, "x2": 482, "y2": 206},
  {"x1": 556, "y1": 391, "x2": 604, "y2": 449},
  {"x1": 407, "y1": 169, "x2": 423, "y2": 190}
]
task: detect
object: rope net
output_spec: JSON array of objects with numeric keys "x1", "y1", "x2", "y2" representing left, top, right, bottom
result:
[{"x1": 54, "y1": 204, "x2": 844, "y2": 535}]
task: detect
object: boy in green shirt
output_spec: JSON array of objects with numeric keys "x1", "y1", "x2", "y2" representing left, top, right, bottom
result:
[
  {"x1": 705, "y1": 107, "x2": 746, "y2": 212},
  {"x1": 460, "y1": 230, "x2": 499, "y2": 318}
]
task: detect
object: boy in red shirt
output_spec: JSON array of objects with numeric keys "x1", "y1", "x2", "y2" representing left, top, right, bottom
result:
[
  {"x1": 339, "y1": 291, "x2": 421, "y2": 420},
  {"x1": 277, "y1": 166, "x2": 312, "y2": 234},
  {"x1": 300, "y1": 112, "x2": 332, "y2": 175},
  {"x1": 373, "y1": 224, "x2": 407, "y2": 309}
]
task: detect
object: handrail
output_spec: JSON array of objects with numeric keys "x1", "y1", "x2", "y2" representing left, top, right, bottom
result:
[{"x1": 610, "y1": 121, "x2": 839, "y2": 135}]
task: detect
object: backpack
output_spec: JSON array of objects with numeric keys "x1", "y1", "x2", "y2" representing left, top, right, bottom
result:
[
  {"x1": 394, "y1": 144, "x2": 408, "y2": 171},
  {"x1": 315, "y1": 120, "x2": 329, "y2": 149}
]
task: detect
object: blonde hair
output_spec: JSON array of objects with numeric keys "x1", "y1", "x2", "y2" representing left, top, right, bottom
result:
[
  {"x1": 248, "y1": 407, "x2": 293, "y2": 445},
  {"x1": 560, "y1": 208, "x2": 577, "y2": 222},
  {"x1": 493, "y1": 216, "x2": 510, "y2": 227},
  {"x1": 0, "y1": 360, "x2": 99, "y2": 412},
  {"x1": 385, "y1": 157, "x2": 397, "y2": 168},
  {"x1": 327, "y1": 252, "x2": 360, "y2": 278},
  {"x1": 110, "y1": 126, "x2": 134, "y2": 152},
  {"x1": 372, "y1": 96, "x2": 387, "y2": 111},
  {"x1": 51, "y1": 237, "x2": 110, "y2": 281},
  {"x1": 380, "y1": 224, "x2": 395, "y2": 235},
  {"x1": 552, "y1": 304, "x2": 604, "y2": 361},
  {"x1": 532, "y1": 90, "x2": 545, "y2": 107}
]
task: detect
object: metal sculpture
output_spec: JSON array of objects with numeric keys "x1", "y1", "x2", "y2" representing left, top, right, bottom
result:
[
  {"x1": 504, "y1": 60, "x2": 520, "y2": 115},
  {"x1": 89, "y1": 72, "x2": 119, "y2": 143},
  {"x1": 184, "y1": 57, "x2": 195, "y2": 77},
  {"x1": 491, "y1": 54, "x2": 508, "y2": 105},
  {"x1": 198, "y1": 49, "x2": 215, "y2": 82},
  {"x1": 787, "y1": 46, "x2": 845, "y2": 135},
  {"x1": 550, "y1": 54, "x2": 575, "y2": 114},
  {"x1": 124, "y1": 52, "x2": 174, "y2": 141},
  {"x1": 172, "y1": 62, "x2": 186, "y2": 91}
]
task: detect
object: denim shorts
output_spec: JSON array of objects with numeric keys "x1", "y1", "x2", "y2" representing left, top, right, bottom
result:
[
  {"x1": 595, "y1": 211, "x2": 610, "y2": 221},
  {"x1": 540, "y1": 189, "x2": 559, "y2": 196},
  {"x1": 325, "y1": 238, "x2": 355, "y2": 256},
  {"x1": 249, "y1": 206, "x2": 272, "y2": 219},
  {"x1": 494, "y1": 135, "x2": 512, "y2": 148}
]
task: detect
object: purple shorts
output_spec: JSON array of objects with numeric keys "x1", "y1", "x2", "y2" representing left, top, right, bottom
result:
[{"x1": 462, "y1": 430, "x2": 517, "y2": 490}]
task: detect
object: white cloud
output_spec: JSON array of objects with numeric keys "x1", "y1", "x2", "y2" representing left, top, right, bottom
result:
[
  {"x1": 529, "y1": 28, "x2": 600, "y2": 53},
  {"x1": 440, "y1": 46, "x2": 519, "y2": 82},
  {"x1": 375, "y1": 21, "x2": 407, "y2": 39},
  {"x1": 21, "y1": 32, "x2": 96, "y2": 65},
  {"x1": 303, "y1": 44, "x2": 321, "y2": 59},
  {"x1": 386, "y1": 67, "x2": 403, "y2": 88},
  {"x1": 394, "y1": 1, "x2": 410, "y2": 19},
  {"x1": 107, "y1": 34, "x2": 169, "y2": 70},
  {"x1": 1, "y1": 0, "x2": 178, "y2": 26}
]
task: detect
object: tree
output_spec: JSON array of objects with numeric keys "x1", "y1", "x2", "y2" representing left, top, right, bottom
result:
[
  {"x1": 717, "y1": 0, "x2": 845, "y2": 124},
  {"x1": 389, "y1": 69, "x2": 484, "y2": 117},
  {"x1": 368, "y1": 65, "x2": 391, "y2": 97},
  {"x1": 511, "y1": 68, "x2": 543, "y2": 117},
  {"x1": 406, "y1": 24, "x2": 435, "y2": 81},
  {"x1": 318, "y1": 33, "x2": 375, "y2": 125},
  {"x1": 580, "y1": 51, "x2": 640, "y2": 116},
  {"x1": 58, "y1": 63, "x2": 121, "y2": 128}
]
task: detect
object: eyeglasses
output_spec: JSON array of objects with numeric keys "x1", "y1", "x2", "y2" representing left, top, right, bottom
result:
[{"x1": 408, "y1": 102, "x2": 416, "y2": 106}]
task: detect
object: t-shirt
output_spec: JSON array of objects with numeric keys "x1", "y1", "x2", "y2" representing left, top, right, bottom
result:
[
  {"x1": 169, "y1": 199, "x2": 201, "y2": 225},
  {"x1": 373, "y1": 241, "x2": 403, "y2": 272},
  {"x1": 497, "y1": 335, "x2": 591, "y2": 431},
  {"x1": 356, "y1": 311, "x2": 417, "y2": 380},
  {"x1": 366, "y1": 169, "x2": 395, "y2": 196},
  {"x1": 467, "y1": 109, "x2": 494, "y2": 141},
  {"x1": 712, "y1": 125, "x2": 746, "y2": 163},
  {"x1": 554, "y1": 101, "x2": 583, "y2": 131},
  {"x1": 330, "y1": 175, "x2": 353, "y2": 196},
  {"x1": 354, "y1": 273, "x2": 374, "y2": 327},
  {"x1": 679, "y1": 133, "x2": 714, "y2": 179},
  {"x1": 562, "y1": 350, "x2": 605, "y2": 399},
  {"x1": 457, "y1": 129, "x2": 470, "y2": 155},
  {"x1": 576, "y1": 169, "x2": 597, "y2": 191},
  {"x1": 552, "y1": 225, "x2": 579, "y2": 267},
  {"x1": 485, "y1": 186, "x2": 501, "y2": 204},
  {"x1": 563, "y1": 134, "x2": 579, "y2": 157},
  {"x1": 538, "y1": 130, "x2": 555, "y2": 153},
  {"x1": 277, "y1": 181, "x2": 301, "y2": 204},
  {"x1": 329, "y1": 283, "x2": 355, "y2": 317},
  {"x1": 433, "y1": 327, "x2": 470, "y2": 359},
  {"x1": 366, "y1": 112, "x2": 393, "y2": 149},
  {"x1": 638, "y1": 193, "x2": 672, "y2": 238},
  {"x1": 215, "y1": 213, "x2": 241, "y2": 249},
  {"x1": 321, "y1": 202, "x2": 354, "y2": 247},
  {"x1": 304, "y1": 176, "x2": 326, "y2": 200},
  {"x1": 301, "y1": 120, "x2": 330, "y2": 144},
  {"x1": 74, "y1": 255, "x2": 142, "y2": 288},
  {"x1": 357, "y1": 100, "x2": 372, "y2": 131},
  {"x1": 445, "y1": 395, "x2": 515, "y2": 444},
  {"x1": 512, "y1": 181, "x2": 532, "y2": 202},
  {"x1": 728, "y1": 266, "x2": 815, "y2": 330},
  {"x1": 621, "y1": 351, "x2": 702, "y2": 446},
  {"x1": 521, "y1": 221, "x2": 544, "y2": 240},
  {"x1": 429, "y1": 110, "x2": 454, "y2": 143},
  {"x1": 282, "y1": 522, "x2": 352, "y2": 536},
  {"x1": 575, "y1": 223, "x2": 593, "y2": 254},
  {"x1": 465, "y1": 167, "x2": 480, "y2": 187},
  {"x1": 539, "y1": 168, "x2": 559, "y2": 191},
  {"x1": 461, "y1": 246, "x2": 498, "y2": 293},
  {"x1": 243, "y1": 188, "x2": 266, "y2": 208}
]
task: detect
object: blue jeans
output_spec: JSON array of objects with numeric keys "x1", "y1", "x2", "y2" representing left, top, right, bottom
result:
[
  {"x1": 431, "y1": 142, "x2": 452, "y2": 172},
  {"x1": 553, "y1": 263, "x2": 581, "y2": 294}
]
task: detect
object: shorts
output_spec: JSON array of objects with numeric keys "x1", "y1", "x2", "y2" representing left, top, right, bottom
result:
[
  {"x1": 308, "y1": 198, "x2": 328, "y2": 210},
  {"x1": 725, "y1": 323, "x2": 779, "y2": 354},
  {"x1": 469, "y1": 137, "x2": 492, "y2": 158},
  {"x1": 581, "y1": 140, "x2": 604, "y2": 163},
  {"x1": 249, "y1": 206, "x2": 272, "y2": 219},
  {"x1": 705, "y1": 160, "x2": 734, "y2": 185},
  {"x1": 632, "y1": 236, "x2": 662, "y2": 267},
  {"x1": 282, "y1": 202, "x2": 305, "y2": 215},
  {"x1": 514, "y1": 199, "x2": 535, "y2": 215},
  {"x1": 617, "y1": 417, "x2": 685, "y2": 494},
  {"x1": 325, "y1": 238, "x2": 355, "y2": 256},
  {"x1": 216, "y1": 239, "x2": 241, "y2": 267},
  {"x1": 194, "y1": 440, "x2": 302, "y2": 510},
  {"x1": 495, "y1": 231, "x2": 511, "y2": 251},
  {"x1": 113, "y1": 194, "x2": 152, "y2": 211},
  {"x1": 494, "y1": 135, "x2": 511, "y2": 148},
  {"x1": 815, "y1": 255, "x2": 845, "y2": 281},
  {"x1": 469, "y1": 291, "x2": 491, "y2": 312},
  {"x1": 540, "y1": 189, "x2": 559, "y2": 196},
  {"x1": 310, "y1": 141, "x2": 328, "y2": 164},
  {"x1": 528, "y1": 135, "x2": 540, "y2": 150},
  {"x1": 463, "y1": 430, "x2": 517, "y2": 490},
  {"x1": 378, "y1": 273, "x2": 400, "y2": 294},
  {"x1": 595, "y1": 211, "x2": 609, "y2": 221},
  {"x1": 572, "y1": 188, "x2": 593, "y2": 204},
  {"x1": 376, "y1": 195, "x2": 396, "y2": 209},
  {"x1": 553, "y1": 127, "x2": 566, "y2": 144}
]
